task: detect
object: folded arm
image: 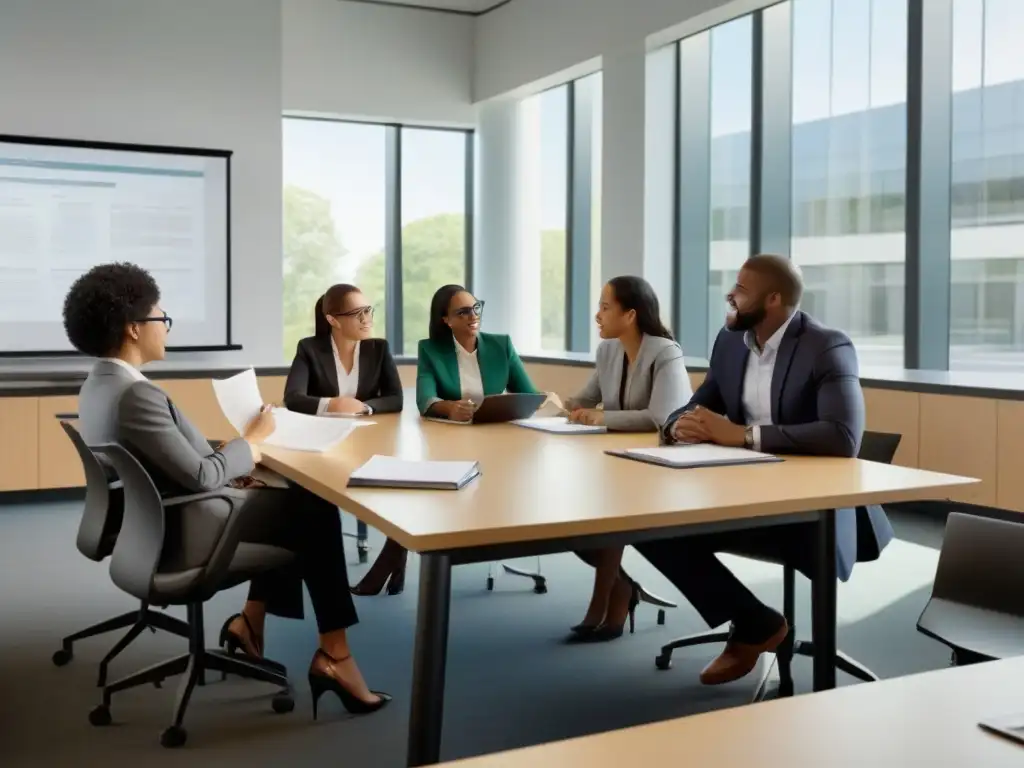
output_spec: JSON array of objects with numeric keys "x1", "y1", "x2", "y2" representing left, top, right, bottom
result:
[
  {"x1": 564, "y1": 369, "x2": 602, "y2": 412},
  {"x1": 758, "y1": 341, "x2": 863, "y2": 457},
  {"x1": 661, "y1": 366, "x2": 726, "y2": 442},
  {"x1": 416, "y1": 345, "x2": 442, "y2": 415},
  {"x1": 118, "y1": 382, "x2": 254, "y2": 492}
]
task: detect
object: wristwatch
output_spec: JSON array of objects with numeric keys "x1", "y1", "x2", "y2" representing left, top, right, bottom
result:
[
  {"x1": 743, "y1": 426, "x2": 754, "y2": 448},
  {"x1": 363, "y1": 404, "x2": 374, "y2": 416}
]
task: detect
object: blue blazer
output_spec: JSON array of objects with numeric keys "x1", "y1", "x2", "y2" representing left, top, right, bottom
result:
[{"x1": 664, "y1": 310, "x2": 893, "y2": 582}]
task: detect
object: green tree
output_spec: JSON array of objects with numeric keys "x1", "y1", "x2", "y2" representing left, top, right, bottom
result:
[
  {"x1": 357, "y1": 213, "x2": 466, "y2": 354},
  {"x1": 282, "y1": 185, "x2": 345, "y2": 359}
]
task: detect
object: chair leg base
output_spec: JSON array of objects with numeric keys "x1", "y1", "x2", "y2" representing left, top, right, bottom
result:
[
  {"x1": 655, "y1": 628, "x2": 731, "y2": 670},
  {"x1": 501, "y1": 563, "x2": 547, "y2": 594}
]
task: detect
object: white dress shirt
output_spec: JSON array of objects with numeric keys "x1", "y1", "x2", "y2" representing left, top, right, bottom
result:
[
  {"x1": 455, "y1": 341, "x2": 485, "y2": 404},
  {"x1": 100, "y1": 356, "x2": 148, "y2": 382},
  {"x1": 316, "y1": 337, "x2": 362, "y2": 415},
  {"x1": 741, "y1": 312, "x2": 796, "y2": 450}
]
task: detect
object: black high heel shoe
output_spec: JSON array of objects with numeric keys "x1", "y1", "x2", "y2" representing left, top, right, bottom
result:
[
  {"x1": 219, "y1": 613, "x2": 263, "y2": 657},
  {"x1": 351, "y1": 540, "x2": 407, "y2": 596},
  {"x1": 308, "y1": 649, "x2": 391, "y2": 720},
  {"x1": 568, "y1": 582, "x2": 640, "y2": 644}
]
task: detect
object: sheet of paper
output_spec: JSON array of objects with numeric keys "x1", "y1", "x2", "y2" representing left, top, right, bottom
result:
[
  {"x1": 350, "y1": 454, "x2": 477, "y2": 485},
  {"x1": 265, "y1": 408, "x2": 373, "y2": 452},
  {"x1": 626, "y1": 444, "x2": 776, "y2": 467},
  {"x1": 211, "y1": 368, "x2": 263, "y2": 435},
  {"x1": 513, "y1": 416, "x2": 606, "y2": 434}
]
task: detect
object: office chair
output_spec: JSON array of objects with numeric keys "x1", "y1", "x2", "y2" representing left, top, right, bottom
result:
[
  {"x1": 654, "y1": 431, "x2": 902, "y2": 700},
  {"x1": 53, "y1": 422, "x2": 190, "y2": 686},
  {"x1": 87, "y1": 443, "x2": 295, "y2": 748},
  {"x1": 917, "y1": 512, "x2": 1024, "y2": 666}
]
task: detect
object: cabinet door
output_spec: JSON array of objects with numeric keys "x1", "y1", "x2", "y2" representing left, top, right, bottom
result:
[
  {"x1": 0, "y1": 397, "x2": 40, "y2": 491},
  {"x1": 38, "y1": 396, "x2": 84, "y2": 489}
]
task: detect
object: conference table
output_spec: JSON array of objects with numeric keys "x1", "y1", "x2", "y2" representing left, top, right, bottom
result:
[
  {"x1": 436, "y1": 656, "x2": 1024, "y2": 767},
  {"x1": 259, "y1": 407, "x2": 977, "y2": 767}
]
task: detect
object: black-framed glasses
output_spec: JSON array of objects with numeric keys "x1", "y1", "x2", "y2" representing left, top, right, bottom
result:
[
  {"x1": 332, "y1": 305, "x2": 375, "y2": 321},
  {"x1": 135, "y1": 312, "x2": 173, "y2": 331},
  {"x1": 452, "y1": 301, "x2": 484, "y2": 319}
]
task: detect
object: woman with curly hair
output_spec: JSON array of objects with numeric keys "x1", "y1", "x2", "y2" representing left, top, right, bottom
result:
[{"x1": 64, "y1": 262, "x2": 388, "y2": 718}]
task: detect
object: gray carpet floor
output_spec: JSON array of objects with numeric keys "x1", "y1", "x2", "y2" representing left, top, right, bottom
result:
[{"x1": 0, "y1": 500, "x2": 951, "y2": 767}]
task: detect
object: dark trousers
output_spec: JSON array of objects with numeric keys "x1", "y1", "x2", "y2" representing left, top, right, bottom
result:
[
  {"x1": 633, "y1": 522, "x2": 817, "y2": 639},
  {"x1": 239, "y1": 484, "x2": 357, "y2": 634}
]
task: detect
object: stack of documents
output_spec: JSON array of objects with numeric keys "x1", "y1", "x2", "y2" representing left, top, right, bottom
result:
[
  {"x1": 513, "y1": 416, "x2": 607, "y2": 435},
  {"x1": 212, "y1": 368, "x2": 371, "y2": 453},
  {"x1": 607, "y1": 444, "x2": 782, "y2": 469},
  {"x1": 348, "y1": 455, "x2": 481, "y2": 490}
]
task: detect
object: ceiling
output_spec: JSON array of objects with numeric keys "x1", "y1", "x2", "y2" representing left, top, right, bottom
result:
[{"x1": 348, "y1": 0, "x2": 511, "y2": 15}]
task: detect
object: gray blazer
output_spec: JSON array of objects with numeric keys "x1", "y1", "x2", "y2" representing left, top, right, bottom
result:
[
  {"x1": 78, "y1": 360, "x2": 255, "y2": 571},
  {"x1": 567, "y1": 335, "x2": 692, "y2": 432}
]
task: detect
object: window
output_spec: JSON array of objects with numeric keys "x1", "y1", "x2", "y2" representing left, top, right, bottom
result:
[
  {"x1": 282, "y1": 120, "x2": 386, "y2": 360},
  {"x1": 949, "y1": 0, "x2": 1024, "y2": 370},
  {"x1": 282, "y1": 118, "x2": 473, "y2": 361},
  {"x1": 520, "y1": 85, "x2": 570, "y2": 352},
  {"x1": 708, "y1": 15, "x2": 753, "y2": 350},
  {"x1": 790, "y1": 0, "x2": 907, "y2": 367},
  {"x1": 399, "y1": 128, "x2": 467, "y2": 355}
]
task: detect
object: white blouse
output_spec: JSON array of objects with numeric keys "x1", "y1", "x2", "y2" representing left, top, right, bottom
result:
[
  {"x1": 316, "y1": 337, "x2": 360, "y2": 415},
  {"x1": 455, "y1": 341, "x2": 485, "y2": 404}
]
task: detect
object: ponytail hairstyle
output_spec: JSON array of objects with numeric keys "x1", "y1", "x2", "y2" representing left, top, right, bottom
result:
[
  {"x1": 606, "y1": 276, "x2": 674, "y2": 340},
  {"x1": 314, "y1": 284, "x2": 361, "y2": 337}
]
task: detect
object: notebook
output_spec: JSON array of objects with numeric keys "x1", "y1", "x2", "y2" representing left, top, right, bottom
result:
[
  {"x1": 347, "y1": 455, "x2": 481, "y2": 490},
  {"x1": 513, "y1": 416, "x2": 607, "y2": 435},
  {"x1": 606, "y1": 444, "x2": 782, "y2": 469}
]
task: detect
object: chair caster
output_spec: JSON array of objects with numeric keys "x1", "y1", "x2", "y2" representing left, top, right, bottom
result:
[
  {"x1": 154, "y1": 679, "x2": 162, "y2": 688},
  {"x1": 272, "y1": 692, "x2": 295, "y2": 714},
  {"x1": 532, "y1": 579, "x2": 547, "y2": 595},
  {"x1": 657, "y1": 609, "x2": 666, "y2": 626},
  {"x1": 486, "y1": 576, "x2": 494, "y2": 591},
  {"x1": 160, "y1": 725, "x2": 187, "y2": 748},
  {"x1": 53, "y1": 648, "x2": 73, "y2": 666},
  {"x1": 655, "y1": 654, "x2": 672, "y2": 671},
  {"x1": 357, "y1": 542, "x2": 370, "y2": 565},
  {"x1": 89, "y1": 705, "x2": 112, "y2": 727}
]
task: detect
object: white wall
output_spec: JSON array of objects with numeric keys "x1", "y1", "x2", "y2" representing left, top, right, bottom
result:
[
  {"x1": 474, "y1": 0, "x2": 774, "y2": 102},
  {"x1": 283, "y1": 0, "x2": 476, "y2": 126},
  {"x1": 0, "y1": 0, "x2": 284, "y2": 365}
]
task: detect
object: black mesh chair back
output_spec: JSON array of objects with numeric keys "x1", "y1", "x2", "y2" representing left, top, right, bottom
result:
[
  {"x1": 857, "y1": 430, "x2": 901, "y2": 464},
  {"x1": 92, "y1": 443, "x2": 166, "y2": 603},
  {"x1": 61, "y1": 421, "x2": 123, "y2": 562}
]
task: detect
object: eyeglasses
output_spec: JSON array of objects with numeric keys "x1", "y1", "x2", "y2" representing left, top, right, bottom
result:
[
  {"x1": 332, "y1": 305, "x2": 375, "y2": 321},
  {"x1": 452, "y1": 301, "x2": 485, "y2": 319},
  {"x1": 135, "y1": 312, "x2": 173, "y2": 331}
]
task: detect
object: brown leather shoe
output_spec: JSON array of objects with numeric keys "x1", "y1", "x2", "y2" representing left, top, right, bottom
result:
[{"x1": 699, "y1": 618, "x2": 789, "y2": 686}]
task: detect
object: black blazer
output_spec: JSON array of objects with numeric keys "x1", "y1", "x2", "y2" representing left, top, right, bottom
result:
[{"x1": 284, "y1": 335, "x2": 404, "y2": 415}]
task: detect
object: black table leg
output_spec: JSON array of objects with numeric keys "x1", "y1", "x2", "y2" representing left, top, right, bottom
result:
[
  {"x1": 811, "y1": 508, "x2": 837, "y2": 691},
  {"x1": 407, "y1": 553, "x2": 452, "y2": 767}
]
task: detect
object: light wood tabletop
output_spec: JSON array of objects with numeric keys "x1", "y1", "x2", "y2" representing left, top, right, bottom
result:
[
  {"x1": 438, "y1": 658, "x2": 1024, "y2": 767},
  {"x1": 259, "y1": 408, "x2": 978, "y2": 553}
]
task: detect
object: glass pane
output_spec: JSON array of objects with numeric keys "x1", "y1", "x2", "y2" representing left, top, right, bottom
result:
[
  {"x1": 398, "y1": 128, "x2": 467, "y2": 355},
  {"x1": 580, "y1": 71, "x2": 604, "y2": 354},
  {"x1": 708, "y1": 15, "x2": 753, "y2": 348},
  {"x1": 790, "y1": 0, "x2": 907, "y2": 367},
  {"x1": 520, "y1": 85, "x2": 569, "y2": 352},
  {"x1": 283, "y1": 119, "x2": 386, "y2": 361},
  {"x1": 949, "y1": 0, "x2": 1024, "y2": 370}
]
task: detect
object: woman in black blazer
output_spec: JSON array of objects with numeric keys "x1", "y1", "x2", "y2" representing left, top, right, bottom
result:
[
  {"x1": 284, "y1": 285, "x2": 407, "y2": 596},
  {"x1": 284, "y1": 284, "x2": 403, "y2": 417}
]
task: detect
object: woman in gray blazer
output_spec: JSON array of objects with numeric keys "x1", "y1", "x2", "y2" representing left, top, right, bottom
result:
[{"x1": 565, "y1": 276, "x2": 693, "y2": 643}]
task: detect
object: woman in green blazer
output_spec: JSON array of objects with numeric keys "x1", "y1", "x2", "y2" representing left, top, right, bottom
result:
[
  {"x1": 353, "y1": 284, "x2": 541, "y2": 597},
  {"x1": 417, "y1": 284, "x2": 538, "y2": 420}
]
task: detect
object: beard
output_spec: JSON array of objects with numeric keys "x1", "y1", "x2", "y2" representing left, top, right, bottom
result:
[{"x1": 727, "y1": 303, "x2": 767, "y2": 332}]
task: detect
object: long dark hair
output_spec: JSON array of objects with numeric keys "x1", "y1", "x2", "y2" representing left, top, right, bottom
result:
[
  {"x1": 314, "y1": 283, "x2": 361, "y2": 337},
  {"x1": 607, "y1": 276, "x2": 674, "y2": 340},
  {"x1": 428, "y1": 284, "x2": 468, "y2": 343}
]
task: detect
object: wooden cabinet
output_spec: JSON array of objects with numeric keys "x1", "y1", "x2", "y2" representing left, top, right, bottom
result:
[
  {"x1": 0, "y1": 397, "x2": 39, "y2": 491},
  {"x1": 38, "y1": 396, "x2": 84, "y2": 489},
  {"x1": 919, "y1": 394, "x2": 997, "y2": 506}
]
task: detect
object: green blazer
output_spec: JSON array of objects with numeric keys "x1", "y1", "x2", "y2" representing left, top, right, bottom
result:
[{"x1": 416, "y1": 332, "x2": 538, "y2": 414}]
